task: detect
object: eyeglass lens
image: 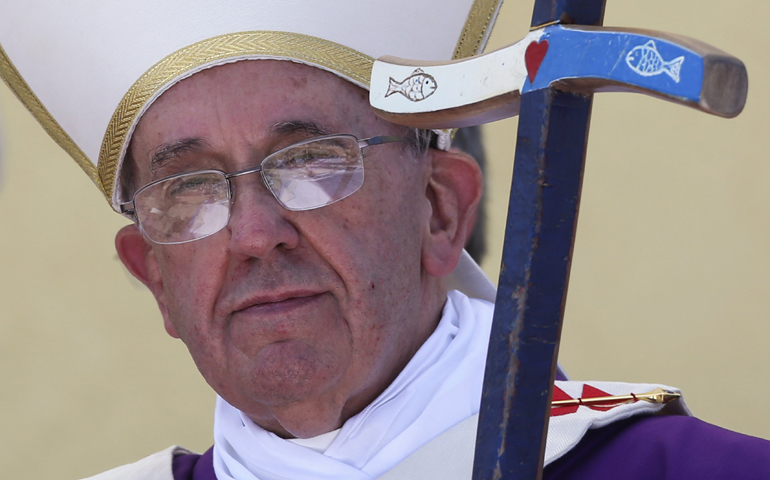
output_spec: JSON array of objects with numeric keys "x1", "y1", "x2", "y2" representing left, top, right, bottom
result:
[
  {"x1": 263, "y1": 135, "x2": 364, "y2": 210},
  {"x1": 134, "y1": 171, "x2": 231, "y2": 244}
]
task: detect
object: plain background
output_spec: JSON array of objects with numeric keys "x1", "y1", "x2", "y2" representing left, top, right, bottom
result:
[{"x1": 1, "y1": 0, "x2": 768, "y2": 478}]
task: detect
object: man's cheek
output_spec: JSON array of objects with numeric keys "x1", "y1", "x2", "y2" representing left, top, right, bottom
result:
[{"x1": 160, "y1": 248, "x2": 227, "y2": 303}]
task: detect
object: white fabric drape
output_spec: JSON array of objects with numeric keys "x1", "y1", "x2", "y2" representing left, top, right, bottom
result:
[{"x1": 213, "y1": 290, "x2": 493, "y2": 480}]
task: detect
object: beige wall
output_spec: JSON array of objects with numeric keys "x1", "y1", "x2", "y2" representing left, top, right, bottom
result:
[{"x1": 1, "y1": 1, "x2": 768, "y2": 478}]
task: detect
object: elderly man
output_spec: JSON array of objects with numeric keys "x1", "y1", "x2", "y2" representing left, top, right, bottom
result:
[
  {"x1": 117, "y1": 57, "x2": 483, "y2": 442},
  {"x1": 113, "y1": 57, "x2": 491, "y2": 478},
  {"x1": 2, "y1": 1, "x2": 770, "y2": 479}
]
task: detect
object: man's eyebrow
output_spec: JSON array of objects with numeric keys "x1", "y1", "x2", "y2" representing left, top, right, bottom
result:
[
  {"x1": 269, "y1": 121, "x2": 332, "y2": 138},
  {"x1": 150, "y1": 138, "x2": 210, "y2": 173}
]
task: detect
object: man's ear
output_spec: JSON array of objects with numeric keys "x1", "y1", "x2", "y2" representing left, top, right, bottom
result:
[
  {"x1": 422, "y1": 148, "x2": 483, "y2": 277},
  {"x1": 115, "y1": 224, "x2": 178, "y2": 338}
]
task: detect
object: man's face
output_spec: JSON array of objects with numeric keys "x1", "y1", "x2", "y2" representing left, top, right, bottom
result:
[{"x1": 123, "y1": 60, "x2": 448, "y2": 437}]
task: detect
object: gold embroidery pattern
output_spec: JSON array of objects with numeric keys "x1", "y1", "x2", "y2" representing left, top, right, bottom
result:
[
  {"x1": 453, "y1": 0, "x2": 504, "y2": 59},
  {"x1": 99, "y1": 31, "x2": 374, "y2": 205},
  {"x1": 0, "y1": 43, "x2": 104, "y2": 192}
]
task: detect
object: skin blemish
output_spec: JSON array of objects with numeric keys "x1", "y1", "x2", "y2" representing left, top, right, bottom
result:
[
  {"x1": 289, "y1": 75, "x2": 309, "y2": 90},
  {"x1": 370, "y1": 282, "x2": 375, "y2": 290}
]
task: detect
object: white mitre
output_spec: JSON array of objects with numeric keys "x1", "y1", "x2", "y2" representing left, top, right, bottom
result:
[{"x1": 0, "y1": 0, "x2": 503, "y2": 212}]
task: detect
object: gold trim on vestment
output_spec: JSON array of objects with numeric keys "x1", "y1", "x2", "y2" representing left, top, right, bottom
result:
[
  {"x1": 0, "y1": 43, "x2": 104, "y2": 193},
  {"x1": 453, "y1": 0, "x2": 505, "y2": 59},
  {"x1": 99, "y1": 31, "x2": 375, "y2": 207}
]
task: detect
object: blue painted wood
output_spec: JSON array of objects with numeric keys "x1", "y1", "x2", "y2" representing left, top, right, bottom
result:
[
  {"x1": 471, "y1": 1, "x2": 605, "y2": 479},
  {"x1": 471, "y1": 88, "x2": 592, "y2": 480},
  {"x1": 524, "y1": 26, "x2": 706, "y2": 103}
]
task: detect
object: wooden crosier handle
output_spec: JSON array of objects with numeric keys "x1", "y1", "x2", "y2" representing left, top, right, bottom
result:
[{"x1": 370, "y1": 25, "x2": 748, "y2": 129}]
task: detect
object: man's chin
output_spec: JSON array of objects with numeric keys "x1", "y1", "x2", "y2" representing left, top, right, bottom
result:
[{"x1": 225, "y1": 343, "x2": 348, "y2": 416}]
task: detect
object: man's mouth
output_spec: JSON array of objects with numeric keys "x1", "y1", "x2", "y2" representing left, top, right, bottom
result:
[
  {"x1": 227, "y1": 291, "x2": 332, "y2": 348},
  {"x1": 233, "y1": 291, "x2": 326, "y2": 316}
]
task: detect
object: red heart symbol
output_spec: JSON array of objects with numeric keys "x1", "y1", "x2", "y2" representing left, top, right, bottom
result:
[{"x1": 525, "y1": 39, "x2": 549, "y2": 83}]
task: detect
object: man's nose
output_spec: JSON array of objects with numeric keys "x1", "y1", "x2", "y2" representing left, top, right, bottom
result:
[{"x1": 226, "y1": 175, "x2": 300, "y2": 259}]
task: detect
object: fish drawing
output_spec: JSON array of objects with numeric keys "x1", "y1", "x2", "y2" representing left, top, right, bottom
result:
[
  {"x1": 625, "y1": 40, "x2": 685, "y2": 83},
  {"x1": 385, "y1": 68, "x2": 437, "y2": 102}
]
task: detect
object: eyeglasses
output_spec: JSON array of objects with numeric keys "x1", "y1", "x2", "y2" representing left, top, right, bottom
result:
[{"x1": 120, "y1": 134, "x2": 411, "y2": 245}]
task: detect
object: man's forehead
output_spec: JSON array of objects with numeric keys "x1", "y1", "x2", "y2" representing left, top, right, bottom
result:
[
  {"x1": 151, "y1": 60, "x2": 365, "y2": 108},
  {"x1": 133, "y1": 60, "x2": 372, "y2": 145}
]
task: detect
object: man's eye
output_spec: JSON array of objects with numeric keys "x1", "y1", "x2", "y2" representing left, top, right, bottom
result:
[
  {"x1": 287, "y1": 148, "x2": 339, "y2": 165},
  {"x1": 274, "y1": 146, "x2": 345, "y2": 169},
  {"x1": 294, "y1": 155, "x2": 347, "y2": 176},
  {"x1": 166, "y1": 175, "x2": 220, "y2": 197}
]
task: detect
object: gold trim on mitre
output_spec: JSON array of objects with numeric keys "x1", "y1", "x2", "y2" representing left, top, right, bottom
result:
[
  {"x1": 0, "y1": 43, "x2": 104, "y2": 192},
  {"x1": 99, "y1": 30, "x2": 374, "y2": 208},
  {"x1": 453, "y1": 0, "x2": 504, "y2": 59}
]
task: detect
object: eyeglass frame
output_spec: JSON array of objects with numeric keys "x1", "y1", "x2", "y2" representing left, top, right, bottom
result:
[{"x1": 119, "y1": 133, "x2": 414, "y2": 244}]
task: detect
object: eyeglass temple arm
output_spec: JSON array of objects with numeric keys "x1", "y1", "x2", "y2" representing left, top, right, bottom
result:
[{"x1": 358, "y1": 135, "x2": 414, "y2": 148}]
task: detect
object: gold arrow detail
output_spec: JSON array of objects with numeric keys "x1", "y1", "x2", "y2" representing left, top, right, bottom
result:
[{"x1": 551, "y1": 387, "x2": 681, "y2": 409}]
